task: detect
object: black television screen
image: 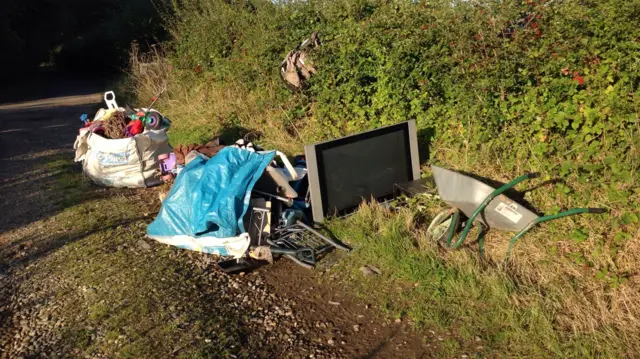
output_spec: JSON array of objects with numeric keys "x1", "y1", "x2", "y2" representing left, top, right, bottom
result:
[{"x1": 305, "y1": 120, "x2": 420, "y2": 222}]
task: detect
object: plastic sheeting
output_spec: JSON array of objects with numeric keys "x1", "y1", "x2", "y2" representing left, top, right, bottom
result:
[{"x1": 147, "y1": 147, "x2": 275, "y2": 257}]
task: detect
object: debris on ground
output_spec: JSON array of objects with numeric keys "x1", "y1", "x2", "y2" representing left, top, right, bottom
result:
[
  {"x1": 359, "y1": 265, "x2": 381, "y2": 277},
  {"x1": 428, "y1": 165, "x2": 606, "y2": 260},
  {"x1": 281, "y1": 32, "x2": 321, "y2": 90},
  {"x1": 143, "y1": 120, "x2": 432, "y2": 272},
  {"x1": 0, "y1": 82, "x2": 449, "y2": 359},
  {"x1": 76, "y1": 104, "x2": 425, "y2": 274},
  {"x1": 173, "y1": 138, "x2": 225, "y2": 165},
  {"x1": 147, "y1": 141, "x2": 351, "y2": 272},
  {"x1": 102, "y1": 110, "x2": 128, "y2": 139}
]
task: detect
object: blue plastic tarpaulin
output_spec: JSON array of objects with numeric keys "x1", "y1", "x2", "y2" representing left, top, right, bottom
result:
[{"x1": 146, "y1": 147, "x2": 275, "y2": 257}]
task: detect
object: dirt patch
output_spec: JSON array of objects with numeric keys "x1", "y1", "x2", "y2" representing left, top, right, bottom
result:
[{"x1": 261, "y1": 261, "x2": 438, "y2": 358}]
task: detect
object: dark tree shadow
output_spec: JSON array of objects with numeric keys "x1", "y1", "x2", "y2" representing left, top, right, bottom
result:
[
  {"x1": 217, "y1": 126, "x2": 263, "y2": 146},
  {"x1": 0, "y1": 216, "x2": 147, "y2": 272},
  {"x1": 417, "y1": 127, "x2": 435, "y2": 164}
]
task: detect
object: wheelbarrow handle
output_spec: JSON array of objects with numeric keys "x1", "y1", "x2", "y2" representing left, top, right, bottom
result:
[
  {"x1": 504, "y1": 207, "x2": 607, "y2": 261},
  {"x1": 450, "y1": 172, "x2": 535, "y2": 249},
  {"x1": 588, "y1": 208, "x2": 607, "y2": 214}
]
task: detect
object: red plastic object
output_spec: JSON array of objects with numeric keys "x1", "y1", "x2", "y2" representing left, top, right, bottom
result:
[{"x1": 126, "y1": 119, "x2": 144, "y2": 137}]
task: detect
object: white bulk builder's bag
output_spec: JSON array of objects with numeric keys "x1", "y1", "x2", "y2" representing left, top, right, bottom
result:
[{"x1": 73, "y1": 129, "x2": 171, "y2": 188}]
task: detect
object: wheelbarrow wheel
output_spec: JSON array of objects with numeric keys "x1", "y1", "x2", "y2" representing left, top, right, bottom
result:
[{"x1": 427, "y1": 208, "x2": 461, "y2": 248}]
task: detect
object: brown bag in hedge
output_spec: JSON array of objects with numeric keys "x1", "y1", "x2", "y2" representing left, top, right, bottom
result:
[{"x1": 281, "y1": 32, "x2": 320, "y2": 90}]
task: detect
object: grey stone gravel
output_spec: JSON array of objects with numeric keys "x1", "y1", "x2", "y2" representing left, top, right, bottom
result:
[{"x1": 0, "y1": 243, "x2": 344, "y2": 359}]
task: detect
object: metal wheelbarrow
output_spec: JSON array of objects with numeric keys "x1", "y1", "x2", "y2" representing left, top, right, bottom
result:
[{"x1": 426, "y1": 166, "x2": 606, "y2": 260}]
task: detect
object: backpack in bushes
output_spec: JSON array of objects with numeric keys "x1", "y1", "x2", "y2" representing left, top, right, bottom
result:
[{"x1": 281, "y1": 32, "x2": 320, "y2": 90}]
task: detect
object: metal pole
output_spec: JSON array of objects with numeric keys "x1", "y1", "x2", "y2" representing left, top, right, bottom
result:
[{"x1": 253, "y1": 190, "x2": 294, "y2": 206}]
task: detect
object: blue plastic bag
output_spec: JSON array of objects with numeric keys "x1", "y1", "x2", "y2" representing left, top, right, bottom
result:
[{"x1": 147, "y1": 147, "x2": 275, "y2": 241}]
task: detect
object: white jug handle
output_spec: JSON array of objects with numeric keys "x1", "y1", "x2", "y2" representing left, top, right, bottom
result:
[{"x1": 104, "y1": 91, "x2": 119, "y2": 110}]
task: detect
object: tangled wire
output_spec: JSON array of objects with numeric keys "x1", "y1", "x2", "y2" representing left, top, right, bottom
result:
[{"x1": 102, "y1": 111, "x2": 128, "y2": 139}]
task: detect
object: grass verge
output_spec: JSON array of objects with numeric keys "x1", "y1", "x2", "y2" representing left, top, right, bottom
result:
[
  {"x1": 2, "y1": 156, "x2": 271, "y2": 358},
  {"x1": 324, "y1": 200, "x2": 635, "y2": 358}
]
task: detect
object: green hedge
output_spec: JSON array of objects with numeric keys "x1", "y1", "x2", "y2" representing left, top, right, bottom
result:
[{"x1": 166, "y1": 0, "x2": 638, "y2": 209}]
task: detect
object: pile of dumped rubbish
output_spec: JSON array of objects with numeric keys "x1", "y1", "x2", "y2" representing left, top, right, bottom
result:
[
  {"x1": 148, "y1": 138, "x2": 352, "y2": 273},
  {"x1": 74, "y1": 91, "x2": 171, "y2": 188},
  {"x1": 80, "y1": 90, "x2": 170, "y2": 139},
  {"x1": 72, "y1": 90, "x2": 428, "y2": 271},
  {"x1": 73, "y1": 83, "x2": 606, "y2": 272},
  {"x1": 72, "y1": 91, "x2": 356, "y2": 272}
]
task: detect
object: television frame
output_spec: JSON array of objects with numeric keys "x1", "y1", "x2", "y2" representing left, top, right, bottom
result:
[{"x1": 305, "y1": 120, "x2": 420, "y2": 223}]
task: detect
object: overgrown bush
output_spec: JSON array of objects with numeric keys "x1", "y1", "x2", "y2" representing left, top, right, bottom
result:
[{"x1": 129, "y1": 0, "x2": 640, "y2": 355}]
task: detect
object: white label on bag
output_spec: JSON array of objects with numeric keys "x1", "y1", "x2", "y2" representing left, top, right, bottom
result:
[
  {"x1": 96, "y1": 151, "x2": 128, "y2": 166},
  {"x1": 495, "y1": 202, "x2": 523, "y2": 223}
]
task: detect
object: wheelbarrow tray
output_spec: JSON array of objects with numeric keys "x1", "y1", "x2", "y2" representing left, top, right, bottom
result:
[{"x1": 431, "y1": 166, "x2": 537, "y2": 232}]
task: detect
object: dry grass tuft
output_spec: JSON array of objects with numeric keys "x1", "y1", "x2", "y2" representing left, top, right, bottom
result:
[
  {"x1": 430, "y1": 140, "x2": 640, "y2": 342},
  {"x1": 126, "y1": 44, "x2": 313, "y2": 154}
]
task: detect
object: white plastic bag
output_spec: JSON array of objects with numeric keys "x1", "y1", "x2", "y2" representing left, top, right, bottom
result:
[
  {"x1": 148, "y1": 233, "x2": 251, "y2": 259},
  {"x1": 73, "y1": 129, "x2": 171, "y2": 188}
]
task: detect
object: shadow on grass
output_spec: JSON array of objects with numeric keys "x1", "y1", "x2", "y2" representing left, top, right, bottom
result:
[
  {"x1": 218, "y1": 125, "x2": 263, "y2": 145},
  {"x1": 0, "y1": 206, "x2": 148, "y2": 356},
  {"x1": 418, "y1": 127, "x2": 435, "y2": 164},
  {"x1": 0, "y1": 152, "x2": 115, "y2": 234},
  {"x1": 0, "y1": 216, "x2": 147, "y2": 271}
]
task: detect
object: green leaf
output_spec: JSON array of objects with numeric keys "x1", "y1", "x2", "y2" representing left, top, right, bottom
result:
[
  {"x1": 571, "y1": 229, "x2": 589, "y2": 242},
  {"x1": 621, "y1": 213, "x2": 639, "y2": 225},
  {"x1": 560, "y1": 161, "x2": 573, "y2": 177},
  {"x1": 614, "y1": 231, "x2": 632, "y2": 243}
]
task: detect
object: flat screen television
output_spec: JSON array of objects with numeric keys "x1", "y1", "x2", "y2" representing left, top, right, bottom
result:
[{"x1": 305, "y1": 120, "x2": 420, "y2": 223}]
